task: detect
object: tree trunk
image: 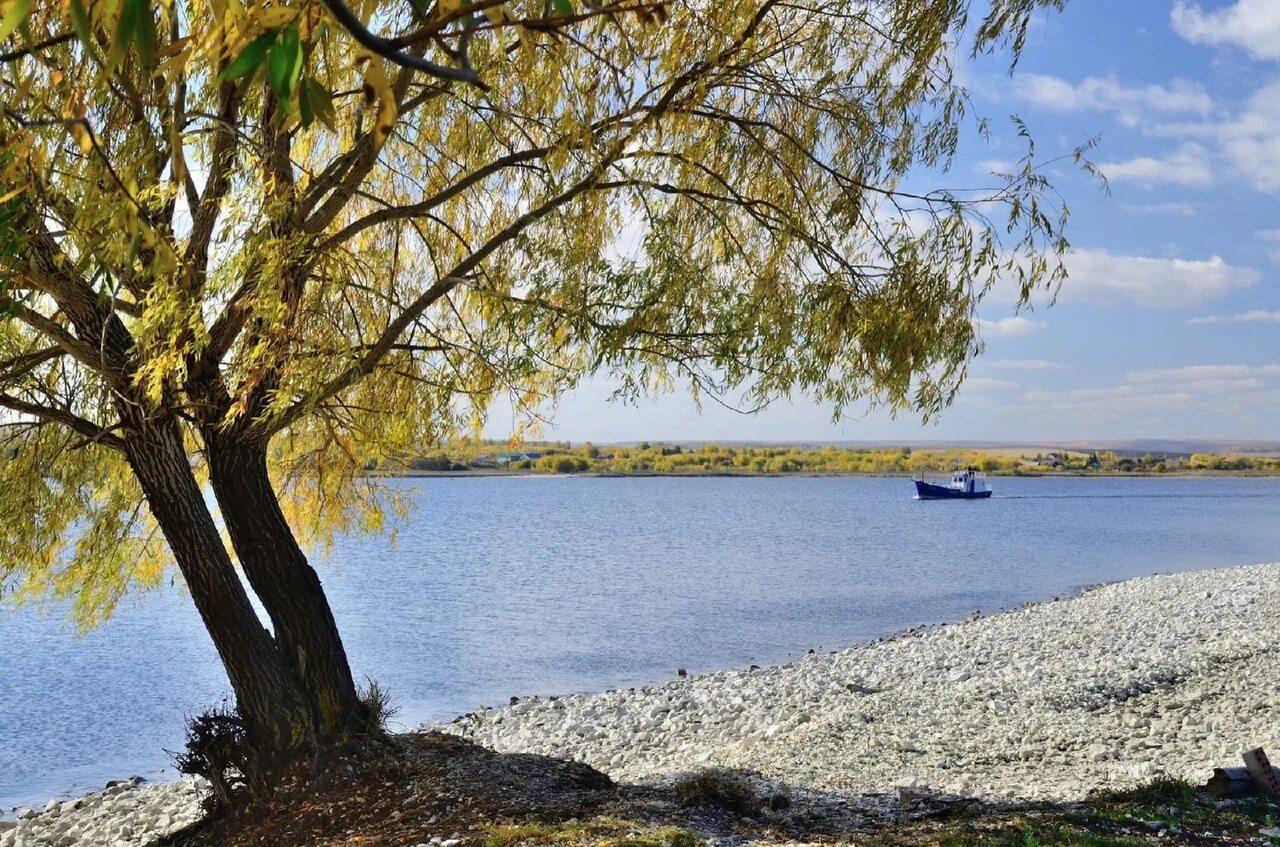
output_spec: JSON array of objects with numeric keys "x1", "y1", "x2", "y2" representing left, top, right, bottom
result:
[
  {"x1": 205, "y1": 437, "x2": 365, "y2": 741},
  {"x1": 122, "y1": 417, "x2": 314, "y2": 759}
]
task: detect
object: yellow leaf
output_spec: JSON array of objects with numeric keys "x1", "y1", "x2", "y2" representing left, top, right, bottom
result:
[
  {"x1": 155, "y1": 35, "x2": 191, "y2": 59},
  {"x1": 0, "y1": 185, "x2": 25, "y2": 204},
  {"x1": 255, "y1": 5, "x2": 297, "y2": 29},
  {"x1": 361, "y1": 60, "x2": 397, "y2": 148},
  {"x1": 480, "y1": 1, "x2": 507, "y2": 27},
  {"x1": 155, "y1": 43, "x2": 192, "y2": 82},
  {"x1": 0, "y1": 0, "x2": 29, "y2": 43}
]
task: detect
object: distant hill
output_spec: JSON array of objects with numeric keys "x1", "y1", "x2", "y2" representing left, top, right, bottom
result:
[
  {"x1": 1053, "y1": 439, "x2": 1280, "y2": 457},
  {"x1": 607, "y1": 439, "x2": 1280, "y2": 457}
]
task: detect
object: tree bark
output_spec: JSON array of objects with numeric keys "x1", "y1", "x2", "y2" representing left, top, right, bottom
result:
[
  {"x1": 122, "y1": 417, "x2": 314, "y2": 758},
  {"x1": 205, "y1": 437, "x2": 365, "y2": 740}
]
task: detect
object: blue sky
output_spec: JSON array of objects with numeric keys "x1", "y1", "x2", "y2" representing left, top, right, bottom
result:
[{"x1": 488, "y1": 1, "x2": 1280, "y2": 444}]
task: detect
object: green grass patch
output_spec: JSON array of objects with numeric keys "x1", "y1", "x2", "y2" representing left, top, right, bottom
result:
[
  {"x1": 839, "y1": 778, "x2": 1280, "y2": 846},
  {"x1": 1093, "y1": 777, "x2": 1195, "y2": 808},
  {"x1": 849, "y1": 818, "x2": 1150, "y2": 847},
  {"x1": 482, "y1": 817, "x2": 698, "y2": 847}
]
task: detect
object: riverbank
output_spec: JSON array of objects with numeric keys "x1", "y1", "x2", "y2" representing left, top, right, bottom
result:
[
  {"x1": 442, "y1": 564, "x2": 1280, "y2": 806},
  {"x1": 5, "y1": 563, "x2": 1279, "y2": 846},
  {"x1": 0, "y1": 778, "x2": 204, "y2": 847},
  {"x1": 375, "y1": 468, "x2": 1280, "y2": 479}
]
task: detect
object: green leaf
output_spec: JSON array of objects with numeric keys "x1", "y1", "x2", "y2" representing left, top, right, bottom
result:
[
  {"x1": 107, "y1": 0, "x2": 141, "y2": 70},
  {"x1": 301, "y1": 78, "x2": 336, "y2": 130},
  {"x1": 266, "y1": 21, "x2": 302, "y2": 108},
  {"x1": 298, "y1": 80, "x2": 314, "y2": 126},
  {"x1": 551, "y1": 0, "x2": 573, "y2": 17},
  {"x1": 220, "y1": 32, "x2": 275, "y2": 81},
  {"x1": 131, "y1": 0, "x2": 155, "y2": 69},
  {"x1": 67, "y1": 0, "x2": 93, "y2": 48},
  {"x1": 0, "y1": 0, "x2": 29, "y2": 43}
]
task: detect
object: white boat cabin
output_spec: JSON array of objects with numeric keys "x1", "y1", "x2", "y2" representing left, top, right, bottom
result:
[{"x1": 947, "y1": 469, "x2": 990, "y2": 494}]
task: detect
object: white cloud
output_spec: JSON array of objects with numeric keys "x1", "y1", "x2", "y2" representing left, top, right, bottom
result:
[
  {"x1": 1171, "y1": 0, "x2": 1280, "y2": 60},
  {"x1": 1187, "y1": 310, "x2": 1280, "y2": 325},
  {"x1": 974, "y1": 158, "x2": 1016, "y2": 176},
  {"x1": 977, "y1": 316, "x2": 1046, "y2": 338},
  {"x1": 1153, "y1": 80, "x2": 1280, "y2": 193},
  {"x1": 1218, "y1": 82, "x2": 1280, "y2": 191},
  {"x1": 1119, "y1": 201, "x2": 1198, "y2": 216},
  {"x1": 964, "y1": 377, "x2": 1020, "y2": 391},
  {"x1": 1125, "y1": 364, "x2": 1280, "y2": 382},
  {"x1": 986, "y1": 359, "x2": 1070, "y2": 370},
  {"x1": 1016, "y1": 364, "x2": 1280, "y2": 420},
  {"x1": 1258, "y1": 229, "x2": 1280, "y2": 261},
  {"x1": 1098, "y1": 144, "x2": 1214, "y2": 188},
  {"x1": 1183, "y1": 377, "x2": 1266, "y2": 392},
  {"x1": 1020, "y1": 385, "x2": 1199, "y2": 415},
  {"x1": 1013, "y1": 73, "x2": 1214, "y2": 121},
  {"x1": 1053, "y1": 250, "x2": 1258, "y2": 309}
]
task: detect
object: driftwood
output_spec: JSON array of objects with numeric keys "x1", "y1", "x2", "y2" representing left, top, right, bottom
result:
[
  {"x1": 1243, "y1": 748, "x2": 1280, "y2": 796},
  {"x1": 1205, "y1": 766, "x2": 1271, "y2": 797},
  {"x1": 1204, "y1": 749, "x2": 1280, "y2": 797}
]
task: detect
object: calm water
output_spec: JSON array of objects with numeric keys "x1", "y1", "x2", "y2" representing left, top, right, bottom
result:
[{"x1": 3, "y1": 475, "x2": 1280, "y2": 810}]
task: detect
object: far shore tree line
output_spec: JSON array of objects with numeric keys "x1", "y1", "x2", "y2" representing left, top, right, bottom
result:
[{"x1": 371, "y1": 443, "x2": 1280, "y2": 476}]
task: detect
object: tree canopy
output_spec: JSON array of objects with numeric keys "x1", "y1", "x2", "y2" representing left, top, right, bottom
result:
[{"x1": 1, "y1": 0, "x2": 1076, "y2": 765}]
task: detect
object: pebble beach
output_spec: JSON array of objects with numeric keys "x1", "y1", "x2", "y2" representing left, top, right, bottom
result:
[
  {"x1": 445, "y1": 564, "x2": 1280, "y2": 803},
  {"x1": 5, "y1": 563, "x2": 1279, "y2": 846}
]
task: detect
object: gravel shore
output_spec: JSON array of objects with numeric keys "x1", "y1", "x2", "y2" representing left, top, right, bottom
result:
[
  {"x1": 7, "y1": 563, "x2": 1279, "y2": 845},
  {"x1": 1, "y1": 777, "x2": 204, "y2": 847},
  {"x1": 444, "y1": 564, "x2": 1280, "y2": 805}
]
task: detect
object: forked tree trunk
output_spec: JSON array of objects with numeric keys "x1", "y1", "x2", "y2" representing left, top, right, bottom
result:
[
  {"x1": 205, "y1": 437, "x2": 365, "y2": 740},
  {"x1": 122, "y1": 417, "x2": 314, "y2": 757}
]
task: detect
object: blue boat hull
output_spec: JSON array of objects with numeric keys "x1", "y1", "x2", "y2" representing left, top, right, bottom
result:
[{"x1": 914, "y1": 480, "x2": 993, "y2": 500}]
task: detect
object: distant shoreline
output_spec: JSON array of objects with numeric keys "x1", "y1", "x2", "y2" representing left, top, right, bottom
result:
[{"x1": 368, "y1": 469, "x2": 1280, "y2": 480}]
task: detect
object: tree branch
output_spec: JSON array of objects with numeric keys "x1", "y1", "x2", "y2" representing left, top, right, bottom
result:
[
  {"x1": 318, "y1": 0, "x2": 485, "y2": 87},
  {"x1": 317, "y1": 146, "x2": 551, "y2": 250},
  {"x1": 0, "y1": 394, "x2": 126, "y2": 451},
  {"x1": 0, "y1": 346, "x2": 64, "y2": 383},
  {"x1": 262, "y1": 168, "x2": 609, "y2": 436},
  {"x1": 0, "y1": 32, "x2": 77, "y2": 64},
  {"x1": 183, "y1": 82, "x2": 242, "y2": 291},
  {"x1": 7, "y1": 299, "x2": 113, "y2": 376}
]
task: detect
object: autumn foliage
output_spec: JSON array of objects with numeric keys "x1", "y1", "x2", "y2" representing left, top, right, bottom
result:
[{"x1": 1, "y1": 0, "x2": 1073, "y2": 778}]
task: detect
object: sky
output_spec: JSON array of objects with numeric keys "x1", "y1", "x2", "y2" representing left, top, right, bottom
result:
[{"x1": 487, "y1": 1, "x2": 1280, "y2": 444}]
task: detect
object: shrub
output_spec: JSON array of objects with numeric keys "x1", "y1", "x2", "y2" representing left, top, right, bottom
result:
[
  {"x1": 357, "y1": 677, "x2": 400, "y2": 736},
  {"x1": 173, "y1": 702, "x2": 251, "y2": 808},
  {"x1": 673, "y1": 768, "x2": 760, "y2": 816},
  {"x1": 408, "y1": 454, "x2": 454, "y2": 471}
]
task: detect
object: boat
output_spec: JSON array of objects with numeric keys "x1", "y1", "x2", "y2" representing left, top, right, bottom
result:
[{"x1": 913, "y1": 467, "x2": 992, "y2": 500}]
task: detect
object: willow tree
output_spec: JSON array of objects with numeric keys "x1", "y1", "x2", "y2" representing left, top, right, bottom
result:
[{"x1": 0, "y1": 0, "x2": 1073, "y2": 773}]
